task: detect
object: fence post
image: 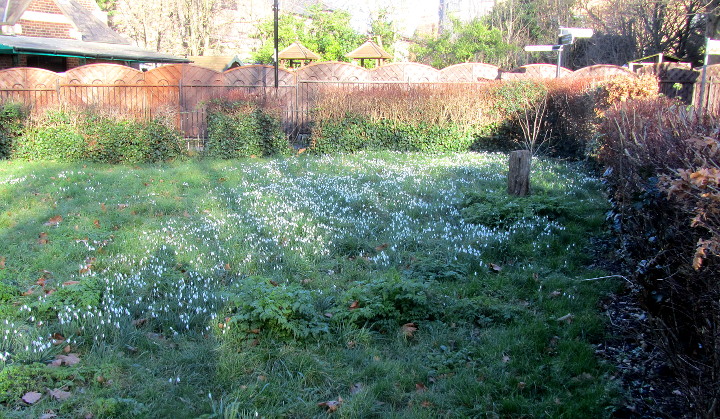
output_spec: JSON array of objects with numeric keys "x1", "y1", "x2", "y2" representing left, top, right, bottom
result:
[{"x1": 508, "y1": 150, "x2": 531, "y2": 196}]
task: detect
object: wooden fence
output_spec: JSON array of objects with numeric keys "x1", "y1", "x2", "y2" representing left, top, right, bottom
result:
[{"x1": 1, "y1": 62, "x2": 719, "y2": 141}]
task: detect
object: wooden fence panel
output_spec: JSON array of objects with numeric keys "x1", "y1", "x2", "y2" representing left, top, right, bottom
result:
[
  {"x1": 440, "y1": 63, "x2": 501, "y2": 81},
  {"x1": 5, "y1": 62, "x2": 720, "y2": 141}
]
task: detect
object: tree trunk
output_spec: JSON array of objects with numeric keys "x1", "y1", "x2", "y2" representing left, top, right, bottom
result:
[{"x1": 508, "y1": 150, "x2": 531, "y2": 196}]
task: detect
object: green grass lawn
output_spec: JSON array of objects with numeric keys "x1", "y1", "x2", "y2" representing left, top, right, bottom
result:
[{"x1": 0, "y1": 152, "x2": 620, "y2": 418}]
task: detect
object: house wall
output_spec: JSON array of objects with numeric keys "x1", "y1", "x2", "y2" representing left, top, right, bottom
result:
[{"x1": 17, "y1": 19, "x2": 74, "y2": 38}]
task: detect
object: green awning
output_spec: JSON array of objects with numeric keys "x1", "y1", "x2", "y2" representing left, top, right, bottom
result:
[{"x1": 0, "y1": 35, "x2": 189, "y2": 63}]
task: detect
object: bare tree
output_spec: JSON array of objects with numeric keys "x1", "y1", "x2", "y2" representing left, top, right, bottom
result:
[{"x1": 113, "y1": 0, "x2": 222, "y2": 56}]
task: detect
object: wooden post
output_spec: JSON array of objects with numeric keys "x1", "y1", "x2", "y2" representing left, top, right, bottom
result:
[{"x1": 508, "y1": 150, "x2": 531, "y2": 196}]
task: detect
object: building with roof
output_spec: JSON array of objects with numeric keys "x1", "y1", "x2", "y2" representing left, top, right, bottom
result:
[{"x1": 0, "y1": 0, "x2": 188, "y2": 71}]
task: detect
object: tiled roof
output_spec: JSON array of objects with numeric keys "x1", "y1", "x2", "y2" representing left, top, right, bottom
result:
[
  {"x1": 346, "y1": 40, "x2": 392, "y2": 60},
  {"x1": 189, "y1": 55, "x2": 244, "y2": 72},
  {"x1": 278, "y1": 42, "x2": 321, "y2": 60},
  {"x1": 55, "y1": 0, "x2": 130, "y2": 44},
  {"x1": 0, "y1": 0, "x2": 33, "y2": 24},
  {"x1": 0, "y1": 34, "x2": 190, "y2": 62}
]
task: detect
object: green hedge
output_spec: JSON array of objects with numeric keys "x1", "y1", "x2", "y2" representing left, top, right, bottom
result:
[
  {"x1": 205, "y1": 103, "x2": 291, "y2": 158},
  {"x1": 310, "y1": 116, "x2": 479, "y2": 154},
  {"x1": 10, "y1": 109, "x2": 184, "y2": 163},
  {"x1": 0, "y1": 102, "x2": 27, "y2": 159}
]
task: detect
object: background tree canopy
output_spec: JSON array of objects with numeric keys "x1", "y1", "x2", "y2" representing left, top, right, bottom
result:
[
  {"x1": 411, "y1": 18, "x2": 515, "y2": 69},
  {"x1": 252, "y1": 4, "x2": 363, "y2": 64}
]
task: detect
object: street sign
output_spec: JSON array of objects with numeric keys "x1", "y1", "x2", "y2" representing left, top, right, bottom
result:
[
  {"x1": 707, "y1": 39, "x2": 720, "y2": 55},
  {"x1": 560, "y1": 27, "x2": 594, "y2": 38},
  {"x1": 524, "y1": 45, "x2": 555, "y2": 52},
  {"x1": 558, "y1": 33, "x2": 573, "y2": 45}
]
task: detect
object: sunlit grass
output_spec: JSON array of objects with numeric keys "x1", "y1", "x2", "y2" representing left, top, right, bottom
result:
[{"x1": 0, "y1": 152, "x2": 620, "y2": 417}]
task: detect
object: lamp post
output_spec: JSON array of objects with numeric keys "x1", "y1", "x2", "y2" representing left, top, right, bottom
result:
[{"x1": 273, "y1": 0, "x2": 279, "y2": 89}]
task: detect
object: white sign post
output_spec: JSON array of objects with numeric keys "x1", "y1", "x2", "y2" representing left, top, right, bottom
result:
[
  {"x1": 699, "y1": 38, "x2": 720, "y2": 114},
  {"x1": 525, "y1": 28, "x2": 594, "y2": 78}
]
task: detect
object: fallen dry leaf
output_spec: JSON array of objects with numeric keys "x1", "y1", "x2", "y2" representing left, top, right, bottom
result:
[
  {"x1": 44, "y1": 215, "x2": 63, "y2": 227},
  {"x1": 38, "y1": 232, "x2": 49, "y2": 245},
  {"x1": 21, "y1": 391, "x2": 42, "y2": 404},
  {"x1": 48, "y1": 388, "x2": 72, "y2": 401},
  {"x1": 375, "y1": 243, "x2": 389, "y2": 252},
  {"x1": 401, "y1": 322, "x2": 418, "y2": 338},
  {"x1": 318, "y1": 397, "x2": 343, "y2": 412},
  {"x1": 62, "y1": 281, "x2": 80, "y2": 286},
  {"x1": 549, "y1": 290, "x2": 562, "y2": 298},
  {"x1": 50, "y1": 353, "x2": 81, "y2": 367},
  {"x1": 348, "y1": 301, "x2": 359, "y2": 310},
  {"x1": 0, "y1": 256, "x2": 5, "y2": 269},
  {"x1": 93, "y1": 219, "x2": 101, "y2": 229},
  {"x1": 490, "y1": 263, "x2": 503, "y2": 273},
  {"x1": 421, "y1": 400, "x2": 433, "y2": 408},
  {"x1": 415, "y1": 383, "x2": 428, "y2": 393},
  {"x1": 100, "y1": 203, "x2": 106, "y2": 212}
]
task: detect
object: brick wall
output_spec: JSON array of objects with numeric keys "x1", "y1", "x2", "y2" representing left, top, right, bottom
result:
[
  {"x1": 18, "y1": 20, "x2": 73, "y2": 39},
  {"x1": 0, "y1": 55, "x2": 13, "y2": 70},
  {"x1": 27, "y1": 0, "x2": 63, "y2": 14}
]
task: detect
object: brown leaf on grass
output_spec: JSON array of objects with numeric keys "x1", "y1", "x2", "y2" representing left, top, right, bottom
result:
[
  {"x1": 118, "y1": 204, "x2": 129, "y2": 210},
  {"x1": 401, "y1": 322, "x2": 418, "y2": 338},
  {"x1": 62, "y1": 281, "x2": 80, "y2": 286},
  {"x1": 490, "y1": 263, "x2": 503, "y2": 273},
  {"x1": 350, "y1": 383, "x2": 363, "y2": 395},
  {"x1": 93, "y1": 219, "x2": 101, "y2": 229},
  {"x1": 100, "y1": 203, "x2": 107, "y2": 212},
  {"x1": 420, "y1": 400, "x2": 433, "y2": 408},
  {"x1": 415, "y1": 383, "x2": 428, "y2": 393},
  {"x1": 0, "y1": 256, "x2": 5, "y2": 269},
  {"x1": 36, "y1": 277, "x2": 47, "y2": 287},
  {"x1": 48, "y1": 388, "x2": 72, "y2": 401},
  {"x1": 348, "y1": 301, "x2": 359, "y2": 310},
  {"x1": 269, "y1": 280, "x2": 279, "y2": 287},
  {"x1": 375, "y1": 243, "x2": 389, "y2": 252},
  {"x1": 21, "y1": 391, "x2": 42, "y2": 404},
  {"x1": 318, "y1": 397, "x2": 343, "y2": 412},
  {"x1": 38, "y1": 232, "x2": 49, "y2": 245},
  {"x1": 224, "y1": 263, "x2": 231, "y2": 271},
  {"x1": 50, "y1": 353, "x2": 81, "y2": 367},
  {"x1": 44, "y1": 215, "x2": 63, "y2": 226}
]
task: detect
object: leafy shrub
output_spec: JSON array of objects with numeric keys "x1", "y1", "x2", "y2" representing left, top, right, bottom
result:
[
  {"x1": 0, "y1": 102, "x2": 27, "y2": 159},
  {"x1": 13, "y1": 110, "x2": 86, "y2": 161},
  {"x1": 205, "y1": 101, "x2": 291, "y2": 158},
  {"x1": 594, "y1": 74, "x2": 659, "y2": 110},
  {"x1": 310, "y1": 116, "x2": 476, "y2": 154},
  {"x1": 334, "y1": 272, "x2": 432, "y2": 327},
  {"x1": 597, "y1": 97, "x2": 720, "y2": 416},
  {"x1": 220, "y1": 276, "x2": 328, "y2": 341},
  {"x1": 11, "y1": 108, "x2": 185, "y2": 163}
]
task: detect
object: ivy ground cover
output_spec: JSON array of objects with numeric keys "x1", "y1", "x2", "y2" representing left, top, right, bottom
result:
[{"x1": 0, "y1": 152, "x2": 620, "y2": 417}]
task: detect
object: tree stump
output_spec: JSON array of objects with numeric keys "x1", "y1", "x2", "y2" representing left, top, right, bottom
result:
[{"x1": 507, "y1": 150, "x2": 531, "y2": 196}]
